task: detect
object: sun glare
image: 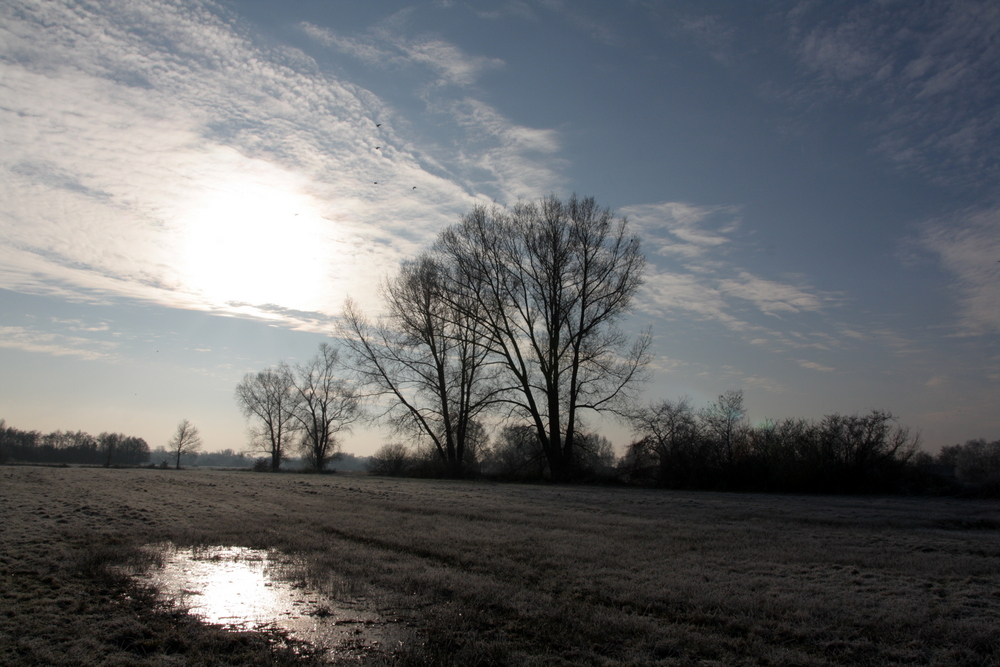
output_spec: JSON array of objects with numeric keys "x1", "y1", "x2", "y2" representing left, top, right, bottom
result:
[{"x1": 178, "y1": 182, "x2": 331, "y2": 312}]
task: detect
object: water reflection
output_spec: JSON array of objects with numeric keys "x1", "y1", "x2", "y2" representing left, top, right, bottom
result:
[{"x1": 135, "y1": 544, "x2": 406, "y2": 659}]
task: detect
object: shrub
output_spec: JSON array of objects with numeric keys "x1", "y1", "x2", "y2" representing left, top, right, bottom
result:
[{"x1": 367, "y1": 443, "x2": 412, "y2": 476}]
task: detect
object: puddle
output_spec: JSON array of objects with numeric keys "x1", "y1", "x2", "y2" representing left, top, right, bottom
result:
[{"x1": 130, "y1": 544, "x2": 408, "y2": 660}]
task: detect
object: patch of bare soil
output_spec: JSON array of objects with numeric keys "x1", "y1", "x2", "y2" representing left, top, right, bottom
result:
[{"x1": 2, "y1": 466, "x2": 998, "y2": 665}]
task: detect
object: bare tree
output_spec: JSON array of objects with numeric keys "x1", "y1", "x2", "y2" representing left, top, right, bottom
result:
[
  {"x1": 626, "y1": 398, "x2": 701, "y2": 485},
  {"x1": 341, "y1": 254, "x2": 495, "y2": 477},
  {"x1": 437, "y1": 194, "x2": 650, "y2": 480},
  {"x1": 367, "y1": 442, "x2": 412, "y2": 476},
  {"x1": 820, "y1": 410, "x2": 919, "y2": 473},
  {"x1": 482, "y1": 424, "x2": 548, "y2": 479},
  {"x1": 96, "y1": 432, "x2": 150, "y2": 467},
  {"x1": 98, "y1": 432, "x2": 121, "y2": 468},
  {"x1": 701, "y1": 390, "x2": 748, "y2": 466},
  {"x1": 167, "y1": 419, "x2": 202, "y2": 469},
  {"x1": 235, "y1": 365, "x2": 299, "y2": 472},
  {"x1": 293, "y1": 343, "x2": 360, "y2": 471}
]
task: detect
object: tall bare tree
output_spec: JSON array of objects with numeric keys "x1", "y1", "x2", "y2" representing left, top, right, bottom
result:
[
  {"x1": 235, "y1": 364, "x2": 299, "y2": 471},
  {"x1": 167, "y1": 419, "x2": 202, "y2": 469},
  {"x1": 437, "y1": 194, "x2": 650, "y2": 480},
  {"x1": 293, "y1": 343, "x2": 360, "y2": 471},
  {"x1": 341, "y1": 254, "x2": 495, "y2": 477}
]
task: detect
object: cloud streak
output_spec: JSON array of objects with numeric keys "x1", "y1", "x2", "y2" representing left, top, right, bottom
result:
[
  {"x1": 784, "y1": 0, "x2": 1000, "y2": 191},
  {"x1": 0, "y1": 0, "x2": 565, "y2": 328},
  {"x1": 920, "y1": 206, "x2": 1000, "y2": 335},
  {"x1": 0, "y1": 326, "x2": 118, "y2": 361},
  {"x1": 301, "y1": 15, "x2": 504, "y2": 87},
  {"x1": 624, "y1": 201, "x2": 831, "y2": 333}
]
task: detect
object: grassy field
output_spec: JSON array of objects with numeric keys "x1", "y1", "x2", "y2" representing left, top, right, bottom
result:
[{"x1": 1, "y1": 466, "x2": 998, "y2": 665}]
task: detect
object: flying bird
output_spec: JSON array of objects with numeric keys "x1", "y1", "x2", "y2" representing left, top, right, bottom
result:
[
  {"x1": 412, "y1": 186, "x2": 417, "y2": 189},
  {"x1": 375, "y1": 146, "x2": 380, "y2": 150},
  {"x1": 373, "y1": 181, "x2": 378, "y2": 184},
  {"x1": 376, "y1": 123, "x2": 382, "y2": 127}
]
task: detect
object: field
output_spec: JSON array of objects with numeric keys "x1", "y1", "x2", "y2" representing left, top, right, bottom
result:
[{"x1": 1, "y1": 466, "x2": 998, "y2": 665}]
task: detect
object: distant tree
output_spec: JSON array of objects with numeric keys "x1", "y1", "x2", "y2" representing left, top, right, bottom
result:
[
  {"x1": 941, "y1": 438, "x2": 1000, "y2": 485},
  {"x1": 817, "y1": 410, "x2": 919, "y2": 491},
  {"x1": 367, "y1": 442, "x2": 412, "y2": 476},
  {"x1": 0, "y1": 419, "x2": 9, "y2": 464},
  {"x1": 701, "y1": 390, "x2": 748, "y2": 467},
  {"x1": 575, "y1": 431, "x2": 617, "y2": 475},
  {"x1": 625, "y1": 397, "x2": 701, "y2": 485},
  {"x1": 117, "y1": 436, "x2": 150, "y2": 466},
  {"x1": 167, "y1": 419, "x2": 202, "y2": 469},
  {"x1": 235, "y1": 365, "x2": 300, "y2": 472},
  {"x1": 292, "y1": 343, "x2": 360, "y2": 471},
  {"x1": 98, "y1": 432, "x2": 122, "y2": 468},
  {"x1": 483, "y1": 424, "x2": 548, "y2": 479},
  {"x1": 437, "y1": 195, "x2": 650, "y2": 480}
]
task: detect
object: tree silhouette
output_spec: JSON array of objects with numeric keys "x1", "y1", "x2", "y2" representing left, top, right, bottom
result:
[
  {"x1": 167, "y1": 419, "x2": 202, "y2": 469},
  {"x1": 292, "y1": 343, "x2": 360, "y2": 471},
  {"x1": 235, "y1": 365, "x2": 300, "y2": 471},
  {"x1": 341, "y1": 254, "x2": 495, "y2": 477},
  {"x1": 437, "y1": 194, "x2": 650, "y2": 480}
]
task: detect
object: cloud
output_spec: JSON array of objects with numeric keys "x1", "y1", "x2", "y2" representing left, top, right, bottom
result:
[
  {"x1": 622, "y1": 202, "x2": 740, "y2": 259},
  {"x1": 540, "y1": 1, "x2": 619, "y2": 45},
  {"x1": 717, "y1": 272, "x2": 824, "y2": 316},
  {"x1": 797, "y1": 360, "x2": 834, "y2": 372},
  {"x1": 639, "y1": 271, "x2": 743, "y2": 329},
  {"x1": 625, "y1": 200, "x2": 831, "y2": 335},
  {"x1": 0, "y1": 325, "x2": 117, "y2": 361},
  {"x1": 680, "y1": 15, "x2": 737, "y2": 65},
  {"x1": 301, "y1": 19, "x2": 503, "y2": 86},
  {"x1": 476, "y1": 2, "x2": 538, "y2": 22},
  {"x1": 2, "y1": 0, "x2": 551, "y2": 325},
  {"x1": 784, "y1": 0, "x2": 1000, "y2": 191},
  {"x1": 435, "y1": 98, "x2": 565, "y2": 201},
  {"x1": 919, "y1": 206, "x2": 1000, "y2": 335},
  {"x1": 299, "y1": 13, "x2": 565, "y2": 203}
]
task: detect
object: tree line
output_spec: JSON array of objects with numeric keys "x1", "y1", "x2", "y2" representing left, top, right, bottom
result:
[
  {"x1": 622, "y1": 391, "x2": 921, "y2": 494},
  {"x1": 232, "y1": 193, "x2": 997, "y2": 496},
  {"x1": 0, "y1": 417, "x2": 205, "y2": 470},
  {"x1": 0, "y1": 419, "x2": 149, "y2": 467}
]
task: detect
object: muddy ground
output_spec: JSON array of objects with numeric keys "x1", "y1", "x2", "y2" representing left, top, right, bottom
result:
[{"x1": 1, "y1": 465, "x2": 998, "y2": 665}]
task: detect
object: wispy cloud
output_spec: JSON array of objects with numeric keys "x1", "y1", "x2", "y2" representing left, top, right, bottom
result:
[
  {"x1": 797, "y1": 360, "x2": 834, "y2": 373},
  {"x1": 1, "y1": 0, "x2": 554, "y2": 328},
  {"x1": 919, "y1": 206, "x2": 1000, "y2": 335},
  {"x1": 624, "y1": 202, "x2": 740, "y2": 259},
  {"x1": 0, "y1": 325, "x2": 117, "y2": 361},
  {"x1": 625, "y1": 201, "x2": 830, "y2": 329},
  {"x1": 680, "y1": 15, "x2": 737, "y2": 66},
  {"x1": 718, "y1": 272, "x2": 824, "y2": 316},
  {"x1": 301, "y1": 16, "x2": 563, "y2": 203},
  {"x1": 783, "y1": 0, "x2": 1000, "y2": 191},
  {"x1": 301, "y1": 16, "x2": 503, "y2": 87},
  {"x1": 476, "y1": 2, "x2": 538, "y2": 22}
]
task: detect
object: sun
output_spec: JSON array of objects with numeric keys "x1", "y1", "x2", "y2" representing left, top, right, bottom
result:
[{"x1": 178, "y1": 181, "x2": 331, "y2": 312}]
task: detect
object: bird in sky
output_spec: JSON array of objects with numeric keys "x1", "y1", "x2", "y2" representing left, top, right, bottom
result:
[
  {"x1": 375, "y1": 123, "x2": 381, "y2": 127},
  {"x1": 375, "y1": 146, "x2": 380, "y2": 150}
]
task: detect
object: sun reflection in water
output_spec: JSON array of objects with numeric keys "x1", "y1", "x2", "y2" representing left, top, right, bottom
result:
[
  {"x1": 135, "y1": 544, "x2": 407, "y2": 658},
  {"x1": 168, "y1": 547, "x2": 279, "y2": 627}
]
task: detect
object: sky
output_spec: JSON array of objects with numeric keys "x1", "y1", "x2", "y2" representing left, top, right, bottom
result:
[{"x1": 1, "y1": 0, "x2": 998, "y2": 456}]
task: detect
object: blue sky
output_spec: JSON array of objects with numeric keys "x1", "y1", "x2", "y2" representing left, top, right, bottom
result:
[{"x1": 1, "y1": 0, "x2": 998, "y2": 455}]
